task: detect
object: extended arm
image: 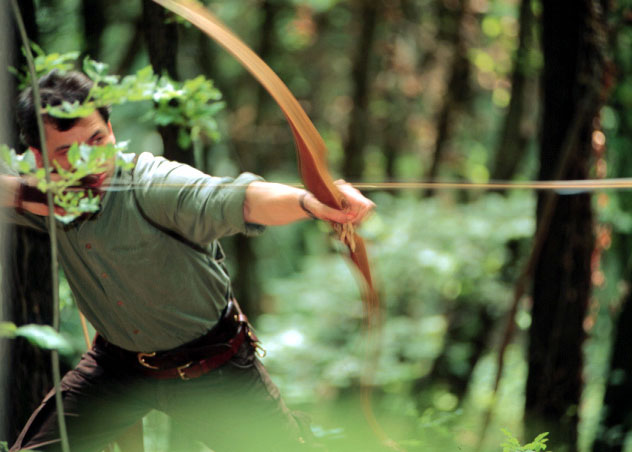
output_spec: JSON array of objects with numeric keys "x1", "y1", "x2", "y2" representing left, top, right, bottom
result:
[{"x1": 243, "y1": 180, "x2": 375, "y2": 226}]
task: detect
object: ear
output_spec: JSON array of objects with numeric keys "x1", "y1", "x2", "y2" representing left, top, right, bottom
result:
[
  {"x1": 29, "y1": 147, "x2": 44, "y2": 168},
  {"x1": 107, "y1": 121, "x2": 116, "y2": 144}
]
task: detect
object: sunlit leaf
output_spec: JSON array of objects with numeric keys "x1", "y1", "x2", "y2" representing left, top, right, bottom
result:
[{"x1": 14, "y1": 324, "x2": 74, "y2": 356}]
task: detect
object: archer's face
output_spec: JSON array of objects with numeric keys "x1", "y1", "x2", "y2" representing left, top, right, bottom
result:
[{"x1": 37, "y1": 111, "x2": 116, "y2": 173}]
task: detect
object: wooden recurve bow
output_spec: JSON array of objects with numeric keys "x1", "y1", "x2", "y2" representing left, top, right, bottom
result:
[{"x1": 150, "y1": 0, "x2": 401, "y2": 448}]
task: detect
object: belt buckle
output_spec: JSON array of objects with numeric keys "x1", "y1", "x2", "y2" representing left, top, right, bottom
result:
[
  {"x1": 137, "y1": 352, "x2": 159, "y2": 370},
  {"x1": 177, "y1": 362, "x2": 193, "y2": 380}
]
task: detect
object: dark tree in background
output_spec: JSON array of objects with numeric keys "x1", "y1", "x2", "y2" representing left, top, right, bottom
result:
[
  {"x1": 593, "y1": 3, "x2": 632, "y2": 450},
  {"x1": 594, "y1": 286, "x2": 632, "y2": 452},
  {"x1": 5, "y1": 231, "x2": 56, "y2": 446},
  {"x1": 0, "y1": 1, "x2": 11, "y2": 443},
  {"x1": 525, "y1": 0, "x2": 606, "y2": 450},
  {"x1": 3, "y1": 1, "x2": 60, "y2": 446},
  {"x1": 490, "y1": 0, "x2": 538, "y2": 182},
  {"x1": 424, "y1": 0, "x2": 471, "y2": 196},
  {"x1": 142, "y1": 0, "x2": 194, "y2": 167},
  {"x1": 228, "y1": 0, "x2": 285, "y2": 318},
  {"x1": 80, "y1": 0, "x2": 107, "y2": 61},
  {"x1": 341, "y1": 0, "x2": 379, "y2": 181}
]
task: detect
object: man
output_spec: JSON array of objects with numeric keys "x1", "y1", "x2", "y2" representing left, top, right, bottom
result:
[{"x1": 2, "y1": 70, "x2": 375, "y2": 451}]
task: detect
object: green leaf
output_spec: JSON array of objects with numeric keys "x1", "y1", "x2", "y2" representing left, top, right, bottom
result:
[
  {"x1": 83, "y1": 58, "x2": 106, "y2": 75},
  {"x1": 46, "y1": 100, "x2": 97, "y2": 119},
  {"x1": 500, "y1": 429, "x2": 549, "y2": 451},
  {"x1": 67, "y1": 142, "x2": 80, "y2": 166},
  {"x1": 15, "y1": 324, "x2": 74, "y2": 356}
]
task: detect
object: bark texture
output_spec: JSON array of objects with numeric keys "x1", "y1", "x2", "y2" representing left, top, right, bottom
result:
[
  {"x1": 4, "y1": 1, "x2": 57, "y2": 445},
  {"x1": 5, "y1": 230, "x2": 56, "y2": 445},
  {"x1": 593, "y1": 289, "x2": 632, "y2": 452},
  {"x1": 490, "y1": 0, "x2": 537, "y2": 182},
  {"x1": 142, "y1": 0, "x2": 194, "y2": 166},
  {"x1": 342, "y1": 0, "x2": 379, "y2": 181},
  {"x1": 424, "y1": 0, "x2": 471, "y2": 197},
  {"x1": 80, "y1": 0, "x2": 107, "y2": 61},
  {"x1": 592, "y1": 3, "x2": 632, "y2": 448},
  {"x1": 525, "y1": 1, "x2": 605, "y2": 450}
]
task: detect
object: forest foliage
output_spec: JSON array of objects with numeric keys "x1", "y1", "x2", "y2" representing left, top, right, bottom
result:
[{"x1": 2, "y1": 0, "x2": 632, "y2": 451}]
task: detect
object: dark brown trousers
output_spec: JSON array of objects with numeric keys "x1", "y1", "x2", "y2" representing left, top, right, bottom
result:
[{"x1": 10, "y1": 336, "x2": 306, "y2": 452}]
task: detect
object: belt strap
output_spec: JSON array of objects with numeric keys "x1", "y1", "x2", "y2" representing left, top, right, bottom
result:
[
  {"x1": 136, "y1": 299, "x2": 260, "y2": 379},
  {"x1": 141, "y1": 327, "x2": 248, "y2": 380}
]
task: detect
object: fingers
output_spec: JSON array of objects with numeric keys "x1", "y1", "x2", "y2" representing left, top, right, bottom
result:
[
  {"x1": 302, "y1": 192, "x2": 350, "y2": 224},
  {"x1": 334, "y1": 180, "x2": 375, "y2": 225},
  {"x1": 304, "y1": 182, "x2": 375, "y2": 225}
]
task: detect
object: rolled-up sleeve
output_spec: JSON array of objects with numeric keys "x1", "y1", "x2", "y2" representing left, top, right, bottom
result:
[{"x1": 133, "y1": 153, "x2": 265, "y2": 245}]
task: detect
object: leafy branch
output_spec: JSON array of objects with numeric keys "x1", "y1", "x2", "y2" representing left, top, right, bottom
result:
[
  {"x1": 1, "y1": 141, "x2": 132, "y2": 223},
  {"x1": 501, "y1": 429, "x2": 551, "y2": 452},
  {"x1": 6, "y1": 49, "x2": 225, "y2": 222},
  {"x1": 23, "y1": 56, "x2": 225, "y2": 149},
  {"x1": 9, "y1": 43, "x2": 79, "y2": 90}
]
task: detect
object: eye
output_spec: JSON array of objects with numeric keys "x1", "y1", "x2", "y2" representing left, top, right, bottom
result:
[
  {"x1": 55, "y1": 149, "x2": 69, "y2": 159},
  {"x1": 90, "y1": 135, "x2": 104, "y2": 146}
]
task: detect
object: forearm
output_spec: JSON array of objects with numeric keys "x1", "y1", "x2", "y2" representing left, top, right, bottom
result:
[
  {"x1": 1, "y1": 174, "x2": 51, "y2": 215},
  {"x1": 243, "y1": 180, "x2": 375, "y2": 226},
  {"x1": 243, "y1": 181, "x2": 311, "y2": 226}
]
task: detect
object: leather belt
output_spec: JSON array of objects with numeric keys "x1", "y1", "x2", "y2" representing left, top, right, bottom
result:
[
  {"x1": 139, "y1": 327, "x2": 249, "y2": 380},
  {"x1": 136, "y1": 300, "x2": 260, "y2": 380}
]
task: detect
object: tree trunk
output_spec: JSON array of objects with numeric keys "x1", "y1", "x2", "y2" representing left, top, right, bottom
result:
[
  {"x1": 592, "y1": 4, "x2": 632, "y2": 448},
  {"x1": 0, "y1": 3, "x2": 12, "y2": 443},
  {"x1": 382, "y1": 90, "x2": 408, "y2": 181},
  {"x1": 80, "y1": 0, "x2": 107, "y2": 61},
  {"x1": 525, "y1": 1, "x2": 605, "y2": 450},
  {"x1": 341, "y1": 0, "x2": 379, "y2": 181},
  {"x1": 379, "y1": 0, "x2": 421, "y2": 182},
  {"x1": 5, "y1": 230, "x2": 57, "y2": 445},
  {"x1": 424, "y1": 0, "x2": 471, "y2": 197},
  {"x1": 141, "y1": 0, "x2": 194, "y2": 166},
  {"x1": 593, "y1": 281, "x2": 632, "y2": 452},
  {"x1": 489, "y1": 0, "x2": 537, "y2": 182},
  {"x1": 228, "y1": 0, "x2": 285, "y2": 318},
  {"x1": 114, "y1": 17, "x2": 143, "y2": 76},
  {"x1": 4, "y1": 1, "x2": 57, "y2": 446}
]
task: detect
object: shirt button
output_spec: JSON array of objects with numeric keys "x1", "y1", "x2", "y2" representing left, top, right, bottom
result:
[{"x1": 85, "y1": 243, "x2": 92, "y2": 250}]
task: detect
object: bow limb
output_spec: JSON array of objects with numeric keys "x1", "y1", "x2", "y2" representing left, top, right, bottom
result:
[
  {"x1": 151, "y1": 0, "x2": 394, "y2": 448},
  {"x1": 152, "y1": 0, "x2": 376, "y2": 295},
  {"x1": 291, "y1": 124, "x2": 380, "y2": 329},
  {"x1": 151, "y1": 1, "x2": 337, "y2": 199}
]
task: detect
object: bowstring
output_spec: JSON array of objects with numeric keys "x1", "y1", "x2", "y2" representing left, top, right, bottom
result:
[{"x1": 89, "y1": 177, "x2": 632, "y2": 192}]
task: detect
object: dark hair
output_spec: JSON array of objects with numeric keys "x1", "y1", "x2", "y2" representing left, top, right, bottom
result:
[{"x1": 16, "y1": 69, "x2": 111, "y2": 149}]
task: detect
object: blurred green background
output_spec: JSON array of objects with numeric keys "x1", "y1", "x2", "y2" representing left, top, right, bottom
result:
[{"x1": 3, "y1": 0, "x2": 632, "y2": 451}]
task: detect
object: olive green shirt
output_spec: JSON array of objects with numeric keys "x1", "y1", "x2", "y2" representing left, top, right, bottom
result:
[{"x1": 6, "y1": 152, "x2": 264, "y2": 352}]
